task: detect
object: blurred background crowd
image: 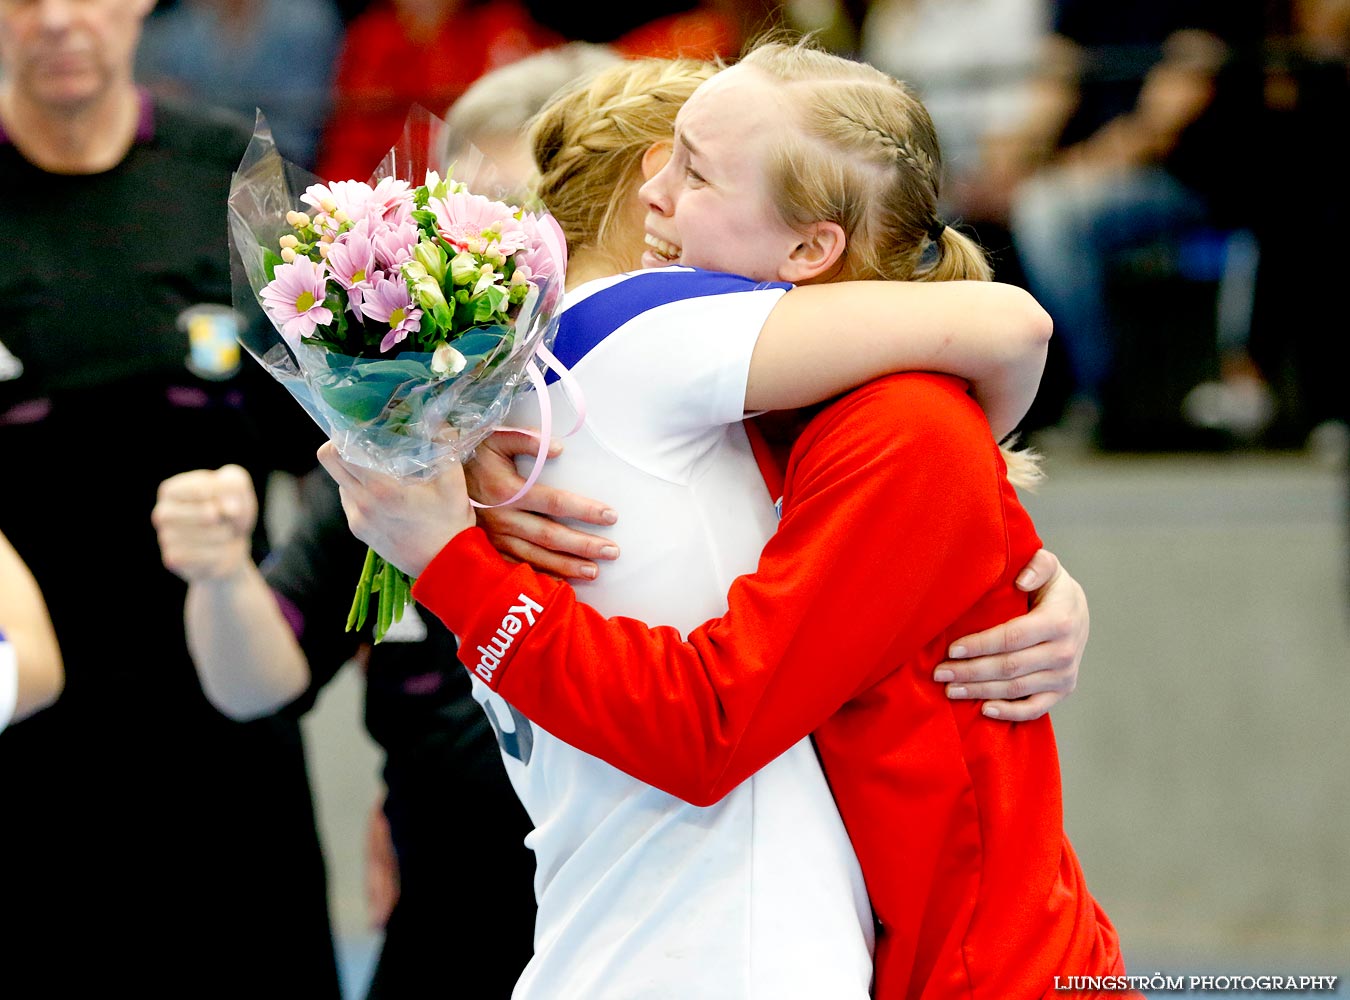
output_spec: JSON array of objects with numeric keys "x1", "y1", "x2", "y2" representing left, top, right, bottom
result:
[{"x1": 133, "y1": 0, "x2": 1349, "y2": 458}]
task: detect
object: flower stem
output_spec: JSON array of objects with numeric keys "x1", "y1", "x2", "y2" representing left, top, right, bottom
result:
[{"x1": 347, "y1": 546, "x2": 379, "y2": 632}]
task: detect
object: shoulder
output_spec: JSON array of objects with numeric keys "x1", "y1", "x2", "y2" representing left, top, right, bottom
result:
[
  {"x1": 150, "y1": 97, "x2": 256, "y2": 169},
  {"x1": 560, "y1": 267, "x2": 788, "y2": 340},
  {"x1": 790, "y1": 373, "x2": 1013, "y2": 500},
  {"x1": 811, "y1": 372, "x2": 992, "y2": 453}
]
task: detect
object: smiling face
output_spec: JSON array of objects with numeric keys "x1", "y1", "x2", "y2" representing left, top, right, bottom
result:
[
  {"x1": 636, "y1": 64, "x2": 810, "y2": 283},
  {"x1": 0, "y1": 0, "x2": 154, "y2": 112}
]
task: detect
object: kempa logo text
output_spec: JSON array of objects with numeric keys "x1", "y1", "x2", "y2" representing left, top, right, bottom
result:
[{"x1": 474, "y1": 593, "x2": 545, "y2": 683}]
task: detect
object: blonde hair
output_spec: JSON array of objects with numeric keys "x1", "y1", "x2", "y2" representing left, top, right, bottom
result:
[
  {"x1": 742, "y1": 37, "x2": 1042, "y2": 487},
  {"x1": 530, "y1": 42, "x2": 1041, "y2": 487},
  {"x1": 529, "y1": 57, "x2": 717, "y2": 267}
]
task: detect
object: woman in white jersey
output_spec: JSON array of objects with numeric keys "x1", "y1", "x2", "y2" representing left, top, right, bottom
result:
[
  {"x1": 0, "y1": 527, "x2": 63, "y2": 733},
  {"x1": 322, "y1": 52, "x2": 1081, "y2": 999}
]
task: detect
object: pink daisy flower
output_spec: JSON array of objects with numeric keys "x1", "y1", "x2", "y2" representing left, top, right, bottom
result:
[
  {"x1": 325, "y1": 223, "x2": 380, "y2": 311},
  {"x1": 428, "y1": 191, "x2": 527, "y2": 255},
  {"x1": 300, "y1": 179, "x2": 373, "y2": 220},
  {"x1": 513, "y1": 210, "x2": 569, "y2": 309},
  {"x1": 371, "y1": 217, "x2": 421, "y2": 270},
  {"x1": 364, "y1": 177, "x2": 415, "y2": 225},
  {"x1": 360, "y1": 273, "x2": 423, "y2": 352},
  {"x1": 260, "y1": 257, "x2": 334, "y2": 346}
]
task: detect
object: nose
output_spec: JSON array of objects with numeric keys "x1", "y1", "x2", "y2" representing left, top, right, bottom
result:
[
  {"x1": 638, "y1": 167, "x2": 672, "y2": 218},
  {"x1": 36, "y1": 0, "x2": 76, "y2": 30}
]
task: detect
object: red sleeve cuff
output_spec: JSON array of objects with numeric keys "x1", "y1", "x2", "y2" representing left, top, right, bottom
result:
[{"x1": 411, "y1": 527, "x2": 564, "y2": 690}]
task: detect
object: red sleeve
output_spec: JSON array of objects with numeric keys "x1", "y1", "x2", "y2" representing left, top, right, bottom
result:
[{"x1": 413, "y1": 374, "x2": 1024, "y2": 805}]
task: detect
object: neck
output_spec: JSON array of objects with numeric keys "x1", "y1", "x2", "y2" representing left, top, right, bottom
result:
[
  {"x1": 0, "y1": 83, "x2": 141, "y2": 175},
  {"x1": 564, "y1": 248, "x2": 631, "y2": 291}
]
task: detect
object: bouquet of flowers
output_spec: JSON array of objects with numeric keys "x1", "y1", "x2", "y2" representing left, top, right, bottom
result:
[{"x1": 228, "y1": 106, "x2": 568, "y2": 642}]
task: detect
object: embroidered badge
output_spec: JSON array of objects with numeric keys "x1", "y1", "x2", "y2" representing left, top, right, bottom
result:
[{"x1": 179, "y1": 304, "x2": 242, "y2": 381}]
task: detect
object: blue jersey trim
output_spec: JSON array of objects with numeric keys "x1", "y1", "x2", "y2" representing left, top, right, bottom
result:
[{"x1": 543, "y1": 268, "x2": 792, "y2": 385}]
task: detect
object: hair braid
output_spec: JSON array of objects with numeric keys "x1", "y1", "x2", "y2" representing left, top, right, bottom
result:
[{"x1": 531, "y1": 57, "x2": 715, "y2": 255}]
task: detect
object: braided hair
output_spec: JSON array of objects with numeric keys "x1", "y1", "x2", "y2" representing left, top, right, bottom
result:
[
  {"x1": 742, "y1": 38, "x2": 1040, "y2": 487},
  {"x1": 741, "y1": 40, "x2": 991, "y2": 285},
  {"x1": 529, "y1": 57, "x2": 717, "y2": 262}
]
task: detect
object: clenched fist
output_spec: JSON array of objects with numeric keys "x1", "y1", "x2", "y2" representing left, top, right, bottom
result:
[{"x1": 152, "y1": 465, "x2": 259, "y2": 582}]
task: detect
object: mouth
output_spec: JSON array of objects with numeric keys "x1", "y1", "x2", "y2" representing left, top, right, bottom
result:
[{"x1": 644, "y1": 233, "x2": 681, "y2": 264}]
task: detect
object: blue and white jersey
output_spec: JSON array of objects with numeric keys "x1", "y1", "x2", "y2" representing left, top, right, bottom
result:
[
  {"x1": 0, "y1": 630, "x2": 15, "y2": 734},
  {"x1": 473, "y1": 267, "x2": 875, "y2": 999}
]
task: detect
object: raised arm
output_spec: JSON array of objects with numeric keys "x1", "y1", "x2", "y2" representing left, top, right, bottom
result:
[
  {"x1": 746, "y1": 279, "x2": 1052, "y2": 440},
  {"x1": 0, "y1": 528, "x2": 63, "y2": 726},
  {"x1": 152, "y1": 465, "x2": 311, "y2": 720}
]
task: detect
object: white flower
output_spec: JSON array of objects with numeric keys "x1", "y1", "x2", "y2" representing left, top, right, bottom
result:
[{"x1": 431, "y1": 342, "x2": 467, "y2": 376}]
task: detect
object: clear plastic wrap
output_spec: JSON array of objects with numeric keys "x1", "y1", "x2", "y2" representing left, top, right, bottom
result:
[{"x1": 227, "y1": 106, "x2": 569, "y2": 638}]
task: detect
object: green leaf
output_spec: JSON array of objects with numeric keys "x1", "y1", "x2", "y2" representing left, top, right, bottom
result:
[
  {"x1": 429, "y1": 300, "x2": 455, "y2": 330},
  {"x1": 313, "y1": 353, "x2": 438, "y2": 421},
  {"x1": 263, "y1": 248, "x2": 284, "y2": 283}
]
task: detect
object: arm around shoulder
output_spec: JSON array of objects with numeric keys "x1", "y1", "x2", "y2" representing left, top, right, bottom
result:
[{"x1": 746, "y1": 280, "x2": 1051, "y2": 439}]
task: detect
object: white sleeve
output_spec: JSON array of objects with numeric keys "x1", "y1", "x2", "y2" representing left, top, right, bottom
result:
[
  {"x1": 571, "y1": 287, "x2": 786, "y2": 473},
  {"x1": 0, "y1": 633, "x2": 16, "y2": 735}
]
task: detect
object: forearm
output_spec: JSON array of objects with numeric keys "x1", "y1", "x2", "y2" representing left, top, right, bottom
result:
[
  {"x1": 747, "y1": 280, "x2": 1052, "y2": 439},
  {"x1": 0, "y1": 536, "x2": 63, "y2": 723},
  {"x1": 185, "y1": 564, "x2": 311, "y2": 720},
  {"x1": 415, "y1": 529, "x2": 822, "y2": 805},
  {"x1": 11, "y1": 638, "x2": 63, "y2": 722}
]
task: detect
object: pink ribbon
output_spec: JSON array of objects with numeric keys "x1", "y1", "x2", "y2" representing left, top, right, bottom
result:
[{"x1": 469, "y1": 343, "x2": 587, "y2": 509}]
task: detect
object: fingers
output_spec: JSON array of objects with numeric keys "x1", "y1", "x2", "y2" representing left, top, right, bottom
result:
[
  {"x1": 978, "y1": 691, "x2": 1061, "y2": 723},
  {"x1": 935, "y1": 622, "x2": 1079, "y2": 721},
  {"x1": 938, "y1": 662, "x2": 1076, "y2": 703},
  {"x1": 484, "y1": 427, "x2": 564, "y2": 461},
  {"x1": 467, "y1": 437, "x2": 616, "y2": 525},
  {"x1": 478, "y1": 507, "x2": 620, "y2": 577},
  {"x1": 512, "y1": 483, "x2": 617, "y2": 526},
  {"x1": 935, "y1": 634, "x2": 1078, "y2": 685},
  {"x1": 486, "y1": 532, "x2": 601, "y2": 581},
  {"x1": 316, "y1": 442, "x2": 359, "y2": 491},
  {"x1": 1013, "y1": 547, "x2": 1061, "y2": 592},
  {"x1": 944, "y1": 614, "x2": 1069, "y2": 661}
]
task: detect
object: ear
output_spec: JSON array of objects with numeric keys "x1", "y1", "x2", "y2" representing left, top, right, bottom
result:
[
  {"x1": 778, "y1": 221, "x2": 847, "y2": 284},
  {"x1": 641, "y1": 142, "x2": 672, "y2": 181}
]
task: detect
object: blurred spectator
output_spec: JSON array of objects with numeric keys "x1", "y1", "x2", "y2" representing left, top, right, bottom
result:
[
  {"x1": 1245, "y1": 0, "x2": 1350, "y2": 448},
  {"x1": 137, "y1": 0, "x2": 344, "y2": 171},
  {"x1": 440, "y1": 41, "x2": 624, "y2": 197},
  {"x1": 315, "y1": 0, "x2": 559, "y2": 181},
  {"x1": 1001, "y1": 1, "x2": 1267, "y2": 442},
  {"x1": 0, "y1": 0, "x2": 338, "y2": 994},
  {"x1": 859, "y1": 0, "x2": 1050, "y2": 277},
  {"x1": 520, "y1": 0, "x2": 758, "y2": 59}
]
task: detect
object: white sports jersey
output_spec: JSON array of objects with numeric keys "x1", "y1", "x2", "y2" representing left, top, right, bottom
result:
[
  {"x1": 0, "y1": 631, "x2": 16, "y2": 734},
  {"x1": 474, "y1": 268, "x2": 874, "y2": 999}
]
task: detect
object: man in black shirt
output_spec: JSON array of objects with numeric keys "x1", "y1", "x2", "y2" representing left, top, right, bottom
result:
[{"x1": 0, "y1": 2, "x2": 339, "y2": 995}]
